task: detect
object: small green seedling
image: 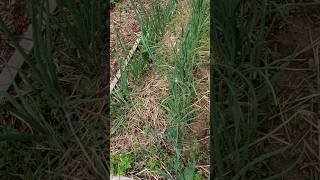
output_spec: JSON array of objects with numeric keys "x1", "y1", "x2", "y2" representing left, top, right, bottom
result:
[
  {"x1": 146, "y1": 159, "x2": 161, "y2": 173},
  {"x1": 110, "y1": 152, "x2": 134, "y2": 176}
]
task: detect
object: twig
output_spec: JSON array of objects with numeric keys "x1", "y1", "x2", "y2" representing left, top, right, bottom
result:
[
  {"x1": 0, "y1": 0, "x2": 57, "y2": 92},
  {"x1": 110, "y1": 37, "x2": 141, "y2": 93}
]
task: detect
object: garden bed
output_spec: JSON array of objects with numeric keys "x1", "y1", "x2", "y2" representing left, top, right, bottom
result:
[{"x1": 110, "y1": 0, "x2": 210, "y2": 178}]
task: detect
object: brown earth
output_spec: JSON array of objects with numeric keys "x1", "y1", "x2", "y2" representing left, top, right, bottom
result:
[{"x1": 265, "y1": 4, "x2": 320, "y2": 179}]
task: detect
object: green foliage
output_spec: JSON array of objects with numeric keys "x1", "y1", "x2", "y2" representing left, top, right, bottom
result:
[
  {"x1": 110, "y1": 152, "x2": 134, "y2": 176},
  {"x1": 25, "y1": 90, "x2": 57, "y2": 114},
  {"x1": 130, "y1": 54, "x2": 149, "y2": 85},
  {"x1": 163, "y1": 0, "x2": 209, "y2": 178},
  {"x1": 163, "y1": 154, "x2": 175, "y2": 171},
  {"x1": 111, "y1": 0, "x2": 209, "y2": 178},
  {"x1": 111, "y1": 0, "x2": 121, "y2": 7},
  {"x1": 146, "y1": 159, "x2": 161, "y2": 172},
  {"x1": 130, "y1": 0, "x2": 178, "y2": 62},
  {"x1": 143, "y1": 124, "x2": 152, "y2": 134},
  {"x1": 56, "y1": 0, "x2": 107, "y2": 75},
  {"x1": 194, "y1": 172, "x2": 203, "y2": 180}
]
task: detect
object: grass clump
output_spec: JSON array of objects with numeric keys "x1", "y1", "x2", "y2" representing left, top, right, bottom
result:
[
  {"x1": 56, "y1": 0, "x2": 107, "y2": 76},
  {"x1": 129, "y1": 0, "x2": 178, "y2": 70},
  {"x1": 146, "y1": 159, "x2": 161, "y2": 173}
]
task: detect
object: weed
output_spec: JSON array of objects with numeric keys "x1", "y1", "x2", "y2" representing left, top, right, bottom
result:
[
  {"x1": 111, "y1": 0, "x2": 178, "y2": 92},
  {"x1": 111, "y1": 4, "x2": 180, "y2": 177},
  {"x1": 118, "y1": 58, "x2": 132, "y2": 100},
  {"x1": 143, "y1": 124, "x2": 152, "y2": 134},
  {"x1": 194, "y1": 172, "x2": 203, "y2": 180},
  {"x1": 163, "y1": 154, "x2": 175, "y2": 170},
  {"x1": 111, "y1": 0, "x2": 122, "y2": 8},
  {"x1": 110, "y1": 152, "x2": 134, "y2": 176},
  {"x1": 146, "y1": 159, "x2": 161, "y2": 173}
]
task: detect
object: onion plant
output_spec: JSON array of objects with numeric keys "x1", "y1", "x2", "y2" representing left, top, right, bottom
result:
[
  {"x1": 0, "y1": 0, "x2": 108, "y2": 179},
  {"x1": 211, "y1": 0, "x2": 318, "y2": 179}
]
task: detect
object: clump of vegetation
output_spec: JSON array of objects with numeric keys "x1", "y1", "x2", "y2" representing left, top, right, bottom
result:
[
  {"x1": 146, "y1": 159, "x2": 161, "y2": 173},
  {"x1": 110, "y1": 152, "x2": 134, "y2": 176},
  {"x1": 111, "y1": 0, "x2": 122, "y2": 8},
  {"x1": 163, "y1": 0, "x2": 209, "y2": 178}
]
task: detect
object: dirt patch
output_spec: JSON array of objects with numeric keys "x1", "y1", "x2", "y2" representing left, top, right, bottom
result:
[
  {"x1": 264, "y1": 4, "x2": 320, "y2": 178},
  {"x1": 270, "y1": 5, "x2": 320, "y2": 59},
  {"x1": 192, "y1": 64, "x2": 210, "y2": 177},
  {"x1": 184, "y1": 120, "x2": 209, "y2": 155}
]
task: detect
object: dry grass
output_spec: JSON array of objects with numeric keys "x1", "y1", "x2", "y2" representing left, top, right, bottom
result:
[
  {"x1": 111, "y1": 67, "x2": 170, "y2": 180},
  {"x1": 162, "y1": 0, "x2": 189, "y2": 53},
  {"x1": 111, "y1": 68, "x2": 169, "y2": 152}
]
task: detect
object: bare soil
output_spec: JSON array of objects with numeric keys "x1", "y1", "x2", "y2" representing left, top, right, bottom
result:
[
  {"x1": 265, "y1": 4, "x2": 320, "y2": 179},
  {"x1": 270, "y1": 5, "x2": 320, "y2": 59}
]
